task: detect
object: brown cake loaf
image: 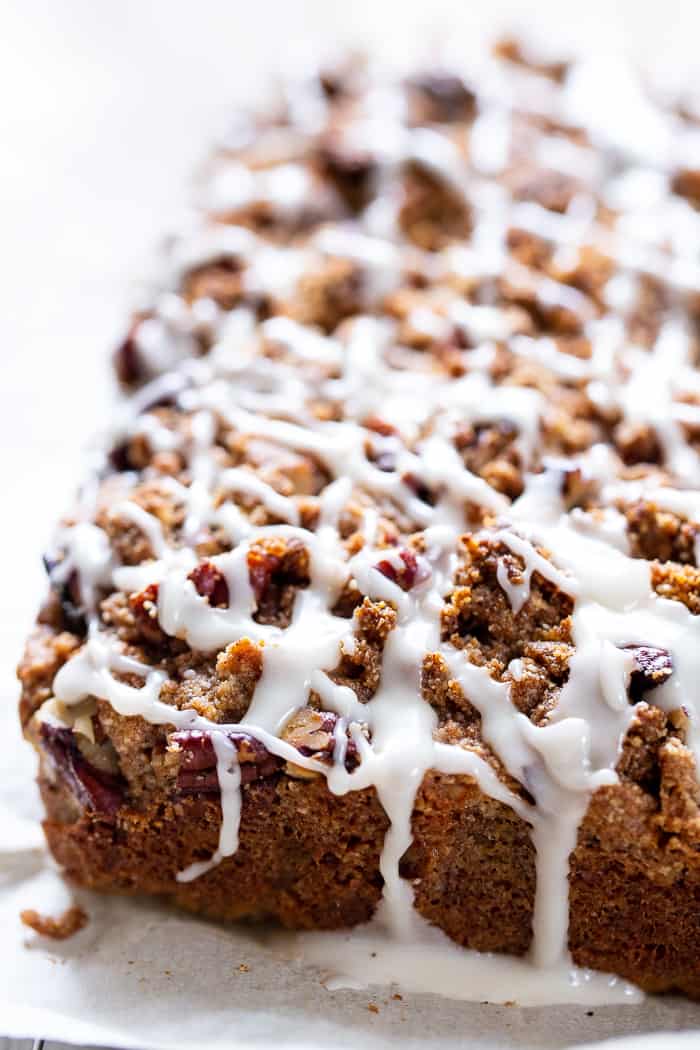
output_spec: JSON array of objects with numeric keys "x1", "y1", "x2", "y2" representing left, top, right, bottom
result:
[{"x1": 18, "y1": 37, "x2": 700, "y2": 1001}]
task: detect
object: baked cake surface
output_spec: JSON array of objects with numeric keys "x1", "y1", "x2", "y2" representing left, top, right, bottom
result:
[{"x1": 17, "y1": 37, "x2": 700, "y2": 1001}]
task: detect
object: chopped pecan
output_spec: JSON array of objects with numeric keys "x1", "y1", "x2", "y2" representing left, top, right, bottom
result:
[
  {"x1": 173, "y1": 710, "x2": 362, "y2": 791},
  {"x1": 317, "y1": 140, "x2": 376, "y2": 212},
  {"x1": 614, "y1": 421, "x2": 663, "y2": 467},
  {"x1": 172, "y1": 730, "x2": 282, "y2": 791},
  {"x1": 189, "y1": 561, "x2": 230, "y2": 607},
  {"x1": 619, "y1": 644, "x2": 674, "y2": 703},
  {"x1": 39, "y1": 723, "x2": 126, "y2": 815},
  {"x1": 128, "y1": 582, "x2": 165, "y2": 645},
  {"x1": 399, "y1": 161, "x2": 472, "y2": 251},
  {"x1": 182, "y1": 258, "x2": 244, "y2": 310},
  {"x1": 671, "y1": 168, "x2": 700, "y2": 208},
  {"x1": 247, "y1": 537, "x2": 310, "y2": 626},
  {"x1": 281, "y1": 707, "x2": 362, "y2": 777},
  {"x1": 406, "y1": 71, "x2": 476, "y2": 123},
  {"x1": 375, "y1": 548, "x2": 431, "y2": 591},
  {"x1": 402, "y1": 472, "x2": 438, "y2": 506}
]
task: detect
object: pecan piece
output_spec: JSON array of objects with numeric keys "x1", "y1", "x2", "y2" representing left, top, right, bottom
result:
[
  {"x1": 317, "y1": 140, "x2": 376, "y2": 212},
  {"x1": 402, "y1": 471, "x2": 438, "y2": 506},
  {"x1": 619, "y1": 644, "x2": 674, "y2": 702},
  {"x1": 280, "y1": 707, "x2": 362, "y2": 778},
  {"x1": 172, "y1": 730, "x2": 282, "y2": 792},
  {"x1": 406, "y1": 71, "x2": 476, "y2": 123},
  {"x1": 40, "y1": 723, "x2": 126, "y2": 815},
  {"x1": 189, "y1": 561, "x2": 230, "y2": 607},
  {"x1": 182, "y1": 258, "x2": 244, "y2": 310},
  {"x1": 671, "y1": 168, "x2": 700, "y2": 208},
  {"x1": 128, "y1": 582, "x2": 165, "y2": 645},
  {"x1": 247, "y1": 538, "x2": 310, "y2": 626},
  {"x1": 375, "y1": 548, "x2": 431, "y2": 591}
]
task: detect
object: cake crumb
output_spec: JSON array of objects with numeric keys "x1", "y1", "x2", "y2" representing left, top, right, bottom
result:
[
  {"x1": 20, "y1": 905, "x2": 87, "y2": 940},
  {"x1": 367, "y1": 1002, "x2": 379, "y2": 1014},
  {"x1": 392, "y1": 992, "x2": 403, "y2": 1001}
]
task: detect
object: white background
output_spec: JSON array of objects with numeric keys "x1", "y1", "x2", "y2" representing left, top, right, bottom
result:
[{"x1": 2, "y1": 3, "x2": 700, "y2": 1047}]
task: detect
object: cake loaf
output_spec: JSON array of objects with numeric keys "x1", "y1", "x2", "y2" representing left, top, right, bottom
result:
[{"x1": 18, "y1": 38, "x2": 700, "y2": 1001}]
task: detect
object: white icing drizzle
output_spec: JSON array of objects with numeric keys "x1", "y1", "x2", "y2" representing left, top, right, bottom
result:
[
  {"x1": 38, "y1": 41, "x2": 700, "y2": 1007},
  {"x1": 177, "y1": 732, "x2": 241, "y2": 883}
]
